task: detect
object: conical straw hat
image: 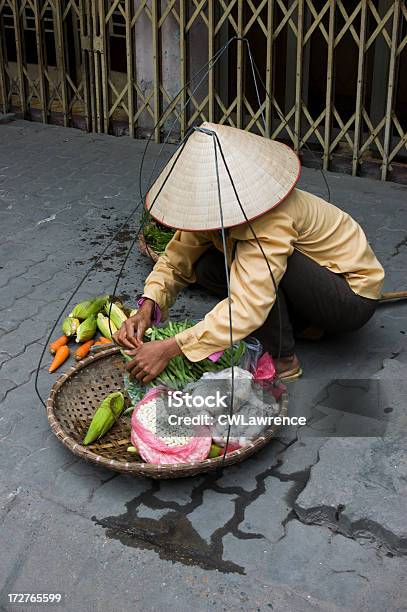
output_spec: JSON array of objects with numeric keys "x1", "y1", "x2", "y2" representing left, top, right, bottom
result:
[{"x1": 146, "y1": 122, "x2": 301, "y2": 231}]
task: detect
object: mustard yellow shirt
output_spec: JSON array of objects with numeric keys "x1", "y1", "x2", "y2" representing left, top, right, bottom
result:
[{"x1": 143, "y1": 188, "x2": 384, "y2": 361}]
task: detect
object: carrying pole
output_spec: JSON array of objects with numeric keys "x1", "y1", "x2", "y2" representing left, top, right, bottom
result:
[{"x1": 380, "y1": 291, "x2": 407, "y2": 302}]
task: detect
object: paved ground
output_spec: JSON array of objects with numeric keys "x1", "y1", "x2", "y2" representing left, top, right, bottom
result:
[{"x1": 0, "y1": 120, "x2": 407, "y2": 612}]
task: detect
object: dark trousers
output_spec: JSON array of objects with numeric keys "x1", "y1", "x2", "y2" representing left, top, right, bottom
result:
[{"x1": 194, "y1": 248, "x2": 377, "y2": 358}]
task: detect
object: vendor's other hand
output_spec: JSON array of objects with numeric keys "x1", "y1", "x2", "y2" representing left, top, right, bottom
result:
[
  {"x1": 113, "y1": 299, "x2": 154, "y2": 350},
  {"x1": 125, "y1": 338, "x2": 182, "y2": 384}
]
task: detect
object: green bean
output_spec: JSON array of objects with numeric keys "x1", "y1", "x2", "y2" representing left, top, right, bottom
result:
[{"x1": 128, "y1": 320, "x2": 247, "y2": 392}]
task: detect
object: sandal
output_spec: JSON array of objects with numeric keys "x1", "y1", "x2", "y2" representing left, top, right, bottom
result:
[
  {"x1": 275, "y1": 354, "x2": 303, "y2": 382},
  {"x1": 280, "y1": 367, "x2": 303, "y2": 381}
]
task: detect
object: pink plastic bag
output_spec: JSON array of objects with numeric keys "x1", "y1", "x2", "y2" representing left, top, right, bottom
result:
[
  {"x1": 131, "y1": 387, "x2": 212, "y2": 465},
  {"x1": 253, "y1": 352, "x2": 276, "y2": 381},
  {"x1": 253, "y1": 352, "x2": 286, "y2": 400}
]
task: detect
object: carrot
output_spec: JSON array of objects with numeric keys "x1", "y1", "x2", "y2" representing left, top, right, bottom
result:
[
  {"x1": 49, "y1": 345, "x2": 70, "y2": 373},
  {"x1": 92, "y1": 337, "x2": 113, "y2": 348},
  {"x1": 98, "y1": 336, "x2": 112, "y2": 344},
  {"x1": 74, "y1": 340, "x2": 94, "y2": 361},
  {"x1": 49, "y1": 335, "x2": 69, "y2": 354}
]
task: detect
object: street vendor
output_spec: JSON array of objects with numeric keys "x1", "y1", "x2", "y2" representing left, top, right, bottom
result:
[{"x1": 114, "y1": 122, "x2": 384, "y2": 382}]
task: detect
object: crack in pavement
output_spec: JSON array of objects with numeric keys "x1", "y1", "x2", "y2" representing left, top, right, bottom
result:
[
  {"x1": 1, "y1": 292, "x2": 78, "y2": 337},
  {"x1": 0, "y1": 339, "x2": 46, "y2": 373},
  {"x1": 93, "y1": 474, "x2": 246, "y2": 574},
  {"x1": 326, "y1": 567, "x2": 369, "y2": 582},
  {"x1": 91, "y1": 434, "x2": 323, "y2": 574},
  {"x1": 0, "y1": 268, "x2": 80, "y2": 312},
  {"x1": 1, "y1": 364, "x2": 48, "y2": 405},
  {"x1": 2, "y1": 121, "x2": 406, "y2": 608},
  {"x1": 293, "y1": 440, "x2": 407, "y2": 556},
  {"x1": 391, "y1": 234, "x2": 407, "y2": 257}
]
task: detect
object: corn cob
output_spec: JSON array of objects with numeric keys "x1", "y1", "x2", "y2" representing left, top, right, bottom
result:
[
  {"x1": 61, "y1": 316, "x2": 80, "y2": 337},
  {"x1": 97, "y1": 313, "x2": 118, "y2": 341},
  {"x1": 69, "y1": 295, "x2": 108, "y2": 320},
  {"x1": 75, "y1": 315, "x2": 97, "y2": 343},
  {"x1": 105, "y1": 301, "x2": 127, "y2": 330},
  {"x1": 83, "y1": 391, "x2": 124, "y2": 445}
]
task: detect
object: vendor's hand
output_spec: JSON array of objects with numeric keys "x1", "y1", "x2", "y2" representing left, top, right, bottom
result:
[
  {"x1": 113, "y1": 299, "x2": 154, "y2": 350},
  {"x1": 125, "y1": 337, "x2": 182, "y2": 383}
]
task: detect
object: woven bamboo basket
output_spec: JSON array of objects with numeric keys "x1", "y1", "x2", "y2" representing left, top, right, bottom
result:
[
  {"x1": 138, "y1": 233, "x2": 160, "y2": 263},
  {"x1": 46, "y1": 347, "x2": 289, "y2": 479}
]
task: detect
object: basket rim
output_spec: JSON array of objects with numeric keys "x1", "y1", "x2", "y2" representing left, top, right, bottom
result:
[
  {"x1": 138, "y1": 233, "x2": 161, "y2": 263},
  {"x1": 46, "y1": 347, "x2": 289, "y2": 477}
]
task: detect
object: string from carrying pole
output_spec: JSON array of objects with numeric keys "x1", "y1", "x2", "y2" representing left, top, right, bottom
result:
[
  {"x1": 214, "y1": 133, "x2": 283, "y2": 366},
  {"x1": 34, "y1": 130, "x2": 193, "y2": 409},
  {"x1": 138, "y1": 36, "x2": 242, "y2": 203},
  {"x1": 36, "y1": 37, "x2": 331, "y2": 474},
  {"x1": 212, "y1": 132, "x2": 235, "y2": 465},
  {"x1": 34, "y1": 199, "x2": 144, "y2": 408},
  {"x1": 106, "y1": 130, "x2": 194, "y2": 341},
  {"x1": 247, "y1": 51, "x2": 331, "y2": 203},
  {"x1": 135, "y1": 36, "x2": 329, "y2": 389},
  {"x1": 116, "y1": 37, "x2": 293, "y2": 438},
  {"x1": 140, "y1": 34, "x2": 332, "y2": 211},
  {"x1": 194, "y1": 125, "x2": 284, "y2": 464},
  {"x1": 34, "y1": 41, "x2": 236, "y2": 409}
]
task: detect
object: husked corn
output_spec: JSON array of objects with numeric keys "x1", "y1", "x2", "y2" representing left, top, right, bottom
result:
[
  {"x1": 105, "y1": 301, "x2": 127, "y2": 330},
  {"x1": 62, "y1": 316, "x2": 79, "y2": 337},
  {"x1": 83, "y1": 391, "x2": 124, "y2": 445},
  {"x1": 97, "y1": 313, "x2": 118, "y2": 340},
  {"x1": 76, "y1": 315, "x2": 97, "y2": 342},
  {"x1": 69, "y1": 295, "x2": 108, "y2": 320}
]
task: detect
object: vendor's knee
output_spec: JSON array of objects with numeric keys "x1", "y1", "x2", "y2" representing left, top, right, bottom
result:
[{"x1": 194, "y1": 255, "x2": 211, "y2": 287}]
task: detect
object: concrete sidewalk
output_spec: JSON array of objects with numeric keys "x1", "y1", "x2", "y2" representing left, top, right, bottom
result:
[{"x1": 0, "y1": 120, "x2": 406, "y2": 612}]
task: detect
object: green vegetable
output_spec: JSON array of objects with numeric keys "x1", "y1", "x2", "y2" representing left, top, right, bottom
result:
[
  {"x1": 105, "y1": 301, "x2": 127, "y2": 330},
  {"x1": 69, "y1": 295, "x2": 108, "y2": 320},
  {"x1": 61, "y1": 316, "x2": 80, "y2": 337},
  {"x1": 75, "y1": 315, "x2": 97, "y2": 343},
  {"x1": 83, "y1": 391, "x2": 125, "y2": 445},
  {"x1": 208, "y1": 444, "x2": 223, "y2": 458},
  {"x1": 127, "y1": 445, "x2": 139, "y2": 454},
  {"x1": 143, "y1": 220, "x2": 175, "y2": 254},
  {"x1": 97, "y1": 312, "x2": 118, "y2": 340},
  {"x1": 123, "y1": 373, "x2": 145, "y2": 407},
  {"x1": 122, "y1": 320, "x2": 247, "y2": 394}
]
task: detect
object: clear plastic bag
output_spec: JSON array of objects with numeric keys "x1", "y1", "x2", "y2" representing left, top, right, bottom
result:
[
  {"x1": 240, "y1": 336, "x2": 263, "y2": 372},
  {"x1": 184, "y1": 365, "x2": 280, "y2": 447}
]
